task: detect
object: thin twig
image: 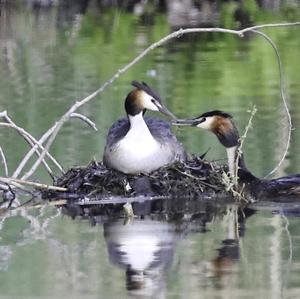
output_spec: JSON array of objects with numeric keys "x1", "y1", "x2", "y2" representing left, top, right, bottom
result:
[
  {"x1": 0, "y1": 179, "x2": 27, "y2": 191},
  {"x1": 223, "y1": 106, "x2": 257, "y2": 201},
  {"x1": 0, "y1": 178, "x2": 27, "y2": 208},
  {"x1": 235, "y1": 106, "x2": 258, "y2": 178},
  {"x1": 6, "y1": 183, "x2": 16, "y2": 208},
  {"x1": 13, "y1": 123, "x2": 63, "y2": 180},
  {"x1": 12, "y1": 199, "x2": 67, "y2": 210},
  {"x1": 0, "y1": 176, "x2": 67, "y2": 191},
  {"x1": 70, "y1": 113, "x2": 98, "y2": 131},
  {"x1": 17, "y1": 113, "x2": 96, "y2": 180},
  {"x1": 240, "y1": 22, "x2": 300, "y2": 33},
  {"x1": 0, "y1": 111, "x2": 59, "y2": 177},
  {"x1": 252, "y1": 30, "x2": 292, "y2": 177},
  {"x1": 0, "y1": 121, "x2": 54, "y2": 176},
  {"x1": 25, "y1": 22, "x2": 300, "y2": 178},
  {"x1": 174, "y1": 167, "x2": 219, "y2": 191},
  {"x1": 0, "y1": 145, "x2": 8, "y2": 176}
]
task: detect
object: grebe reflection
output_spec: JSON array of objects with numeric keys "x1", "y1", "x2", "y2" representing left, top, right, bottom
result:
[{"x1": 103, "y1": 219, "x2": 181, "y2": 296}]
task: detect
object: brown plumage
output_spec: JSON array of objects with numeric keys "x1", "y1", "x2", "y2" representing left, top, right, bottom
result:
[
  {"x1": 173, "y1": 110, "x2": 300, "y2": 201},
  {"x1": 211, "y1": 116, "x2": 237, "y2": 144},
  {"x1": 103, "y1": 81, "x2": 186, "y2": 174}
]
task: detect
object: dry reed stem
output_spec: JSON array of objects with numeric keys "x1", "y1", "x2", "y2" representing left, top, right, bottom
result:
[
  {"x1": 0, "y1": 176, "x2": 67, "y2": 191},
  {"x1": 12, "y1": 199, "x2": 67, "y2": 210},
  {"x1": 15, "y1": 22, "x2": 300, "y2": 179},
  {"x1": 235, "y1": 106, "x2": 258, "y2": 179},
  {"x1": 222, "y1": 106, "x2": 257, "y2": 201}
]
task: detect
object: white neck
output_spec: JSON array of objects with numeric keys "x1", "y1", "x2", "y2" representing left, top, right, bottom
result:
[
  {"x1": 128, "y1": 112, "x2": 153, "y2": 137},
  {"x1": 226, "y1": 146, "x2": 238, "y2": 177}
]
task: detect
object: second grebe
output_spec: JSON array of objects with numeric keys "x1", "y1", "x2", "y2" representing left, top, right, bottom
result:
[
  {"x1": 103, "y1": 81, "x2": 186, "y2": 174},
  {"x1": 173, "y1": 110, "x2": 300, "y2": 200}
]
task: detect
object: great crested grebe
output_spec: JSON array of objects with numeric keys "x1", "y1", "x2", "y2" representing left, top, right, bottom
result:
[
  {"x1": 173, "y1": 110, "x2": 300, "y2": 200},
  {"x1": 103, "y1": 81, "x2": 186, "y2": 174}
]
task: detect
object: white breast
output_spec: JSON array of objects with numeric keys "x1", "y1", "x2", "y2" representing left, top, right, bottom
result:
[{"x1": 105, "y1": 113, "x2": 174, "y2": 173}]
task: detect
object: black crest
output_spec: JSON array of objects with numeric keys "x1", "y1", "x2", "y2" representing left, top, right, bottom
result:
[
  {"x1": 198, "y1": 110, "x2": 232, "y2": 119},
  {"x1": 131, "y1": 81, "x2": 162, "y2": 103}
]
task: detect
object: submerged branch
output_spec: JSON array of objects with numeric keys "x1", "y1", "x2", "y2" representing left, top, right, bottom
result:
[{"x1": 16, "y1": 22, "x2": 300, "y2": 178}]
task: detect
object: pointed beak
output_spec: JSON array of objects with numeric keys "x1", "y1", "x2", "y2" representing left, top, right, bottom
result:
[
  {"x1": 172, "y1": 118, "x2": 203, "y2": 126},
  {"x1": 157, "y1": 104, "x2": 177, "y2": 120}
]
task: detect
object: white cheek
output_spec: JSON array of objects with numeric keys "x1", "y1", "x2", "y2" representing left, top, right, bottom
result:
[
  {"x1": 196, "y1": 117, "x2": 214, "y2": 130},
  {"x1": 142, "y1": 93, "x2": 159, "y2": 111}
]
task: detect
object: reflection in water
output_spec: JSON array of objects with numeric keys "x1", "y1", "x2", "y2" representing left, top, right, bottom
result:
[
  {"x1": 205, "y1": 206, "x2": 250, "y2": 281},
  {"x1": 62, "y1": 198, "x2": 256, "y2": 297},
  {"x1": 104, "y1": 219, "x2": 181, "y2": 297},
  {"x1": 209, "y1": 208, "x2": 240, "y2": 279},
  {"x1": 211, "y1": 239, "x2": 239, "y2": 277},
  {"x1": 0, "y1": 198, "x2": 299, "y2": 297},
  {"x1": 0, "y1": 3, "x2": 300, "y2": 298}
]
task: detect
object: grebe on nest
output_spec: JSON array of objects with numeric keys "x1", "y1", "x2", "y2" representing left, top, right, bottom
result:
[
  {"x1": 103, "y1": 81, "x2": 186, "y2": 174},
  {"x1": 173, "y1": 110, "x2": 300, "y2": 200}
]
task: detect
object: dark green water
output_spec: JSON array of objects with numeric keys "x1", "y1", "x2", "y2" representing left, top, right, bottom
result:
[{"x1": 0, "y1": 4, "x2": 300, "y2": 298}]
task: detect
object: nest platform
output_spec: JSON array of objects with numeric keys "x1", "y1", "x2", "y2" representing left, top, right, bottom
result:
[{"x1": 42, "y1": 155, "x2": 231, "y2": 203}]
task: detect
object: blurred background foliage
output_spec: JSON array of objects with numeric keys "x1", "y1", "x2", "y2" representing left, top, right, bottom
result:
[
  {"x1": 0, "y1": 0, "x2": 299, "y2": 180},
  {"x1": 0, "y1": 2, "x2": 300, "y2": 297}
]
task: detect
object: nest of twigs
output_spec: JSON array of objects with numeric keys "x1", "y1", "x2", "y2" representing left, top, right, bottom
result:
[{"x1": 43, "y1": 155, "x2": 228, "y2": 203}]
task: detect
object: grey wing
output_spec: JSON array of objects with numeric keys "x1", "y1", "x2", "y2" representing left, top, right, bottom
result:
[
  {"x1": 105, "y1": 117, "x2": 130, "y2": 148},
  {"x1": 145, "y1": 117, "x2": 173, "y2": 142},
  {"x1": 145, "y1": 117, "x2": 186, "y2": 159}
]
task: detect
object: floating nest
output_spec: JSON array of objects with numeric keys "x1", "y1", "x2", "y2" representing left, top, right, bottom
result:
[
  {"x1": 43, "y1": 155, "x2": 230, "y2": 204},
  {"x1": 39, "y1": 156, "x2": 238, "y2": 219}
]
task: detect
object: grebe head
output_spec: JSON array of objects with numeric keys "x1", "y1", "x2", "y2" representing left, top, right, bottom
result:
[
  {"x1": 174, "y1": 110, "x2": 300, "y2": 199},
  {"x1": 174, "y1": 110, "x2": 240, "y2": 148},
  {"x1": 125, "y1": 81, "x2": 176, "y2": 119}
]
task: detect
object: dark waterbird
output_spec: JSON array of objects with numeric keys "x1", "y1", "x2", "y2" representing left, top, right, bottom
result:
[{"x1": 173, "y1": 110, "x2": 300, "y2": 201}]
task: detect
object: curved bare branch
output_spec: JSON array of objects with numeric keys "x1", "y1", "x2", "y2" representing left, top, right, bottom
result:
[{"x1": 23, "y1": 22, "x2": 300, "y2": 178}]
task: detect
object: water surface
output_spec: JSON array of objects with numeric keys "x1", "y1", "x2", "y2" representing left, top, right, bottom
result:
[{"x1": 0, "y1": 4, "x2": 300, "y2": 298}]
